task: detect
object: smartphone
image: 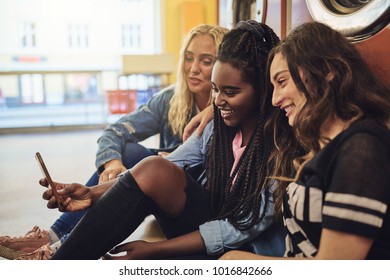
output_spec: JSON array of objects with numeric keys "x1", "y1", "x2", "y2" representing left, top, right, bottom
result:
[{"x1": 35, "y1": 152, "x2": 62, "y2": 205}]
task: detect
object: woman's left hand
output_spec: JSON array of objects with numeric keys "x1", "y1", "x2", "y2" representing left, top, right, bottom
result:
[
  {"x1": 103, "y1": 240, "x2": 156, "y2": 260},
  {"x1": 157, "y1": 151, "x2": 170, "y2": 157}
]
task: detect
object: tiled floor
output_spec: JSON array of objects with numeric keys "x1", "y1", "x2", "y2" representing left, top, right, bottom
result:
[{"x1": 0, "y1": 128, "x2": 164, "y2": 259}]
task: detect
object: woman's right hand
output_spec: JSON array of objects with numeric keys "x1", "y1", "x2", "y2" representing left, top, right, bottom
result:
[
  {"x1": 40, "y1": 178, "x2": 93, "y2": 212},
  {"x1": 99, "y1": 159, "x2": 127, "y2": 183}
]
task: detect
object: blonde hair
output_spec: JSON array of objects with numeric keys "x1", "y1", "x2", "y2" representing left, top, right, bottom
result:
[{"x1": 168, "y1": 24, "x2": 229, "y2": 138}]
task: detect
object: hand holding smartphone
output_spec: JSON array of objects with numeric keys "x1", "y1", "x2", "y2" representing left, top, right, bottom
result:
[{"x1": 35, "y1": 152, "x2": 63, "y2": 205}]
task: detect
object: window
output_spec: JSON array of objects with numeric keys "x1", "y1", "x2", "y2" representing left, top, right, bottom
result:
[
  {"x1": 64, "y1": 73, "x2": 98, "y2": 101},
  {"x1": 121, "y1": 24, "x2": 141, "y2": 49},
  {"x1": 19, "y1": 74, "x2": 44, "y2": 104},
  {"x1": 68, "y1": 24, "x2": 89, "y2": 48},
  {"x1": 120, "y1": 0, "x2": 159, "y2": 53},
  {"x1": 20, "y1": 22, "x2": 36, "y2": 48}
]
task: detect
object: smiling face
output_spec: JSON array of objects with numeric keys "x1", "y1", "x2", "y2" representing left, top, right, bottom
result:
[
  {"x1": 183, "y1": 34, "x2": 217, "y2": 97},
  {"x1": 211, "y1": 61, "x2": 258, "y2": 141},
  {"x1": 270, "y1": 52, "x2": 306, "y2": 126}
]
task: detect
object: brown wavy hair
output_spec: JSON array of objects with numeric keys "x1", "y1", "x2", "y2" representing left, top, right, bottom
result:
[{"x1": 267, "y1": 21, "x2": 390, "y2": 209}]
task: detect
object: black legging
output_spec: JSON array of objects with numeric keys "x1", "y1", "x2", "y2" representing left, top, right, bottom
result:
[{"x1": 51, "y1": 171, "x2": 213, "y2": 260}]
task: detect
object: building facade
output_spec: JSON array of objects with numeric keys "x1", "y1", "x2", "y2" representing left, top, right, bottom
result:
[{"x1": 0, "y1": 0, "x2": 161, "y2": 108}]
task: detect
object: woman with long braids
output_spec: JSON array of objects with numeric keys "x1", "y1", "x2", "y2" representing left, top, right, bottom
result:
[{"x1": 40, "y1": 20, "x2": 291, "y2": 260}]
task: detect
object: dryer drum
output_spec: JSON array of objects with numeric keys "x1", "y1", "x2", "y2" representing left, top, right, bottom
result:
[{"x1": 306, "y1": 0, "x2": 390, "y2": 42}]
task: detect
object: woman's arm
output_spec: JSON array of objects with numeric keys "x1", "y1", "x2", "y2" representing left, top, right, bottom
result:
[
  {"x1": 220, "y1": 228, "x2": 373, "y2": 260},
  {"x1": 41, "y1": 177, "x2": 118, "y2": 212},
  {"x1": 104, "y1": 230, "x2": 206, "y2": 260},
  {"x1": 314, "y1": 228, "x2": 373, "y2": 259},
  {"x1": 166, "y1": 120, "x2": 214, "y2": 169},
  {"x1": 182, "y1": 104, "x2": 214, "y2": 141},
  {"x1": 95, "y1": 87, "x2": 175, "y2": 174},
  {"x1": 199, "y1": 186, "x2": 276, "y2": 256}
]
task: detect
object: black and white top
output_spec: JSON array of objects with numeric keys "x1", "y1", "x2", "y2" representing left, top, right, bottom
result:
[{"x1": 283, "y1": 119, "x2": 390, "y2": 259}]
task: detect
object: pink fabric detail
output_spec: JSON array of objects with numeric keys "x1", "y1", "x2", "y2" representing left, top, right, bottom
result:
[{"x1": 230, "y1": 130, "x2": 246, "y2": 188}]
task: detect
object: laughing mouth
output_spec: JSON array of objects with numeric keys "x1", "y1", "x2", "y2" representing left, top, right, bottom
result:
[
  {"x1": 284, "y1": 105, "x2": 293, "y2": 112},
  {"x1": 282, "y1": 104, "x2": 294, "y2": 116},
  {"x1": 220, "y1": 109, "x2": 234, "y2": 118}
]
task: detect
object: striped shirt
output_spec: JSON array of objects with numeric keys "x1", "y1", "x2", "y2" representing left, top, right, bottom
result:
[{"x1": 283, "y1": 119, "x2": 390, "y2": 259}]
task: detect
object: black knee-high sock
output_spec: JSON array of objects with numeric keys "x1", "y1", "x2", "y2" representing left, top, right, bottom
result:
[{"x1": 52, "y1": 171, "x2": 152, "y2": 260}]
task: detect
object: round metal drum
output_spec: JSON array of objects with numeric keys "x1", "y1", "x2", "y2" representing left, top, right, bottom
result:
[{"x1": 305, "y1": 0, "x2": 390, "y2": 88}]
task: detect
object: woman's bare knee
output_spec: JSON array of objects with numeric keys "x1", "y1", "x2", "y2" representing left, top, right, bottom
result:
[
  {"x1": 130, "y1": 156, "x2": 187, "y2": 214},
  {"x1": 131, "y1": 156, "x2": 182, "y2": 190}
]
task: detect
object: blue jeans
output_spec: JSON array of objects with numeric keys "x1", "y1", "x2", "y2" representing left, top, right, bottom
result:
[{"x1": 50, "y1": 143, "x2": 155, "y2": 242}]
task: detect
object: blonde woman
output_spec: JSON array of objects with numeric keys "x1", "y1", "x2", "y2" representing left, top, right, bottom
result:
[{"x1": 0, "y1": 24, "x2": 228, "y2": 260}]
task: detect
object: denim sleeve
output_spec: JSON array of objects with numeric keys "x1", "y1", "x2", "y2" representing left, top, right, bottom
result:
[
  {"x1": 199, "y1": 183, "x2": 276, "y2": 256},
  {"x1": 166, "y1": 121, "x2": 214, "y2": 168},
  {"x1": 95, "y1": 87, "x2": 174, "y2": 170}
]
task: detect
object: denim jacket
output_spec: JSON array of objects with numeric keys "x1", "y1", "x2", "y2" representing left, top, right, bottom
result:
[
  {"x1": 166, "y1": 121, "x2": 284, "y2": 256},
  {"x1": 95, "y1": 85, "x2": 194, "y2": 172}
]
